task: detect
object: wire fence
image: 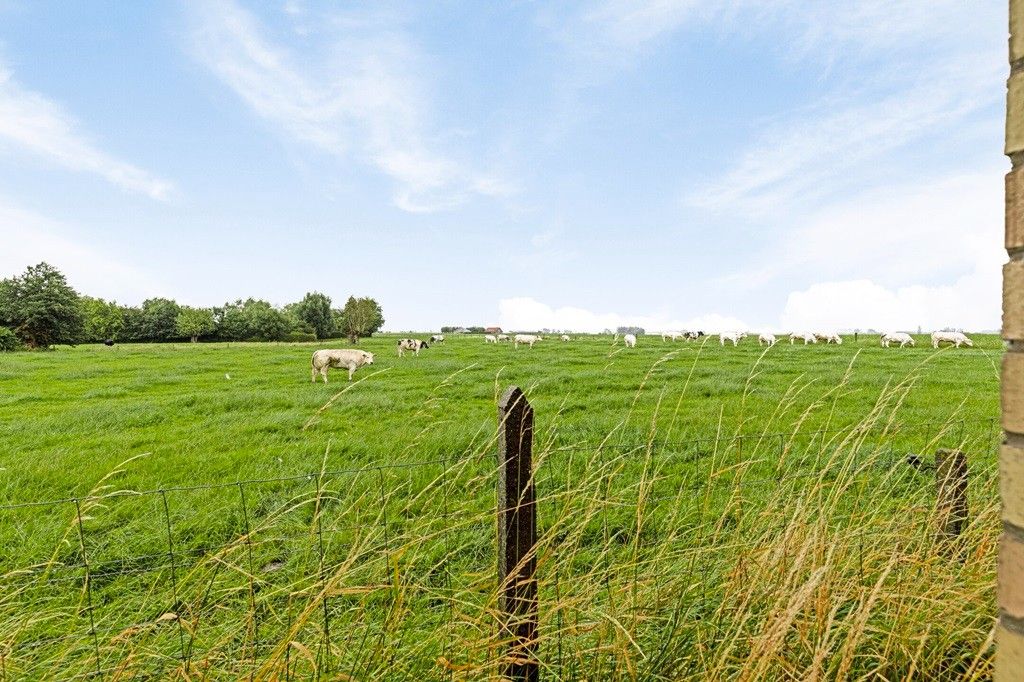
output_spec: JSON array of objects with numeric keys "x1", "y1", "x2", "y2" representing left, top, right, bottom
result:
[{"x1": 0, "y1": 414, "x2": 1001, "y2": 680}]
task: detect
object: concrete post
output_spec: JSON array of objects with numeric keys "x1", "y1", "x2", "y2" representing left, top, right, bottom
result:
[{"x1": 1000, "y1": 2, "x2": 1024, "y2": 677}]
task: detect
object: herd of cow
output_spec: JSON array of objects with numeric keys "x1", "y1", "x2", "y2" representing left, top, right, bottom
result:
[{"x1": 309, "y1": 329, "x2": 977, "y2": 383}]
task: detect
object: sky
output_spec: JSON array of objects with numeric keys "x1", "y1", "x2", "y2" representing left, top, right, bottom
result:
[{"x1": 0, "y1": 1, "x2": 1008, "y2": 333}]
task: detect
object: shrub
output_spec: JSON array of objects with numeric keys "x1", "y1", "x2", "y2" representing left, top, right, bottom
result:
[
  {"x1": 284, "y1": 331, "x2": 317, "y2": 342},
  {"x1": 0, "y1": 326, "x2": 20, "y2": 351}
]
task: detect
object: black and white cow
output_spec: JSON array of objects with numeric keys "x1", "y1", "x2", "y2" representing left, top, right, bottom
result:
[
  {"x1": 429, "y1": 334, "x2": 445, "y2": 344},
  {"x1": 397, "y1": 338, "x2": 430, "y2": 357}
]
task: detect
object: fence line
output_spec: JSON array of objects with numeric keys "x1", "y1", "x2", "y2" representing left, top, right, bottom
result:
[{"x1": 0, "y1": 407, "x2": 1000, "y2": 679}]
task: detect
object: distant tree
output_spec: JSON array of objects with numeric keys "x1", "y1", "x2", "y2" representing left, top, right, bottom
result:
[
  {"x1": 243, "y1": 300, "x2": 291, "y2": 341},
  {"x1": 0, "y1": 326, "x2": 20, "y2": 352},
  {"x1": 176, "y1": 307, "x2": 215, "y2": 343},
  {"x1": 213, "y1": 299, "x2": 290, "y2": 341},
  {"x1": 339, "y1": 296, "x2": 384, "y2": 342},
  {"x1": 138, "y1": 298, "x2": 181, "y2": 341},
  {"x1": 120, "y1": 305, "x2": 145, "y2": 341},
  {"x1": 80, "y1": 296, "x2": 124, "y2": 342},
  {"x1": 294, "y1": 291, "x2": 334, "y2": 339},
  {"x1": 0, "y1": 262, "x2": 83, "y2": 348}
]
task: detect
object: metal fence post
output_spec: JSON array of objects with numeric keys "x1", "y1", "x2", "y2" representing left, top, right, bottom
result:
[
  {"x1": 935, "y1": 449, "x2": 968, "y2": 542},
  {"x1": 496, "y1": 386, "x2": 538, "y2": 682}
]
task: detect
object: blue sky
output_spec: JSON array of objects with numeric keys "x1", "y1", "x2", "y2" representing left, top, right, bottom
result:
[{"x1": 0, "y1": 1, "x2": 1007, "y2": 332}]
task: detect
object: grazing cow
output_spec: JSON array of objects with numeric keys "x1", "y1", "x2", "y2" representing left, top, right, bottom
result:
[
  {"x1": 661, "y1": 331, "x2": 683, "y2": 342},
  {"x1": 429, "y1": 334, "x2": 445, "y2": 344},
  {"x1": 497, "y1": 334, "x2": 510, "y2": 342},
  {"x1": 484, "y1": 334, "x2": 498, "y2": 344},
  {"x1": 103, "y1": 338, "x2": 115, "y2": 347},
  {"x1": 623, "y1": 333, "x2": 637, "y2": 348},
  {"x1": 932, "y1": 331, "x2": 973, "y2": 348},
  {"x1": 719, "y1": 331, "x2": 747, "y2": 347},
  {"x1": 684, "y1": 330, "x2": 704, "y2": 341},
  {"x1": 881, "y1": 332, "x2": 914, "y2": 348},
  {"x1": 311, "y1": 349, "x2": 374, "y2": 383},
  {"x1": 794, "y1": 333, "x2": 817, "y2": 345},
  {"x1": 514, "y1": 334, "x2": 543, "y2": 348},
  {"x1": 758, "y1": 333, "x2": 777, "y2": 346},
  {"x1": 812, "y1": 332, "x2": 842, "y2": 345},
  {"x1": 397, "y1": 338, "x2": 429, "y2": 357},
  {"x1": 560, "y1": 334, "x2": 571, "y2": 342}
]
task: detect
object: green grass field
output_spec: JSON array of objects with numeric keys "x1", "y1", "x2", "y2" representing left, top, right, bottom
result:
[{"x1": 0, "y1": 334, "x2": 1005, "y2": 679}]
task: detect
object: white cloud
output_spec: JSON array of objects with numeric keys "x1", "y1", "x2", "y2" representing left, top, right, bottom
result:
[
  {"x1": 780, "y1": 268, "x2": 1001, "y2": 333},
  {"x1": 718, "y1": 170, "x2": 1004, "y2": 292},
  {"x1": 188, "y1": 0, "x2": 509, "y2": 213},
  {"x1": 497, "y1": 296, "x2": 747, "y2": 333},
  {"x1": 0, "y1": 62, "x2": 174, "y2": 200},
  {"x1": 0, "y1": 199, "x2": 160, "y2": 301},
  {"x1": 688, "y1": 54, "x2": 1002, "y2": 215},
  {"x1": 571, "y1": 0, "x2": 994, "y2": 59}
]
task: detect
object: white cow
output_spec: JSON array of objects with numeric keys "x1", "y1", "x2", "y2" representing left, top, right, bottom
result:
[
  {"x1": 932, "y1": 331, "x2": 973, "y2": 348},
  {"x1": 311, "y1": 349, "x2": 374, "y2": 383},
  {"x1": 794, "y1": 333, "x2": 817, "y2": 345},
  {"x1": 758, "y1": 333, "x2": 777, "y2": 346},
  {"x1": 429, "y1": 334, "x2": 445, "y2": 344},
  {"x1": 881, "y1": 332, "x2": 914, "y2": 348},
  {"x1": 397, "y1": 338, "x2": 429, "y2": 357},
  {"x1": 719, "y1": 331, "x2": 747, "y2": 347},
  {"x1": 623, "y1": 333, "x2": 637, "y2": 348},
  {"x1": 813, "y1": 332, "x2": 842, "y2": 345},
  {"x1": 560, "y1": 334, "x2": 571, "y2": 342},
  {"x1": 514, "y1": 334, "x2": 543, "y2": 348},
  {"x1": 661, "y1": 331, "x2": 683, "y2": 342},
  {"x1": 484, "y1": 334, "x2": 497, "y2": 344},
  {"x1": 497, "y1": 334, "x2": 510, "y2": 342}
]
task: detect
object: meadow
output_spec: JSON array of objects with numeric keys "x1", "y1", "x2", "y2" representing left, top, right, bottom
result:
[{"x1": 0, "y1": 333, "x2": 1005, "y2": 679}]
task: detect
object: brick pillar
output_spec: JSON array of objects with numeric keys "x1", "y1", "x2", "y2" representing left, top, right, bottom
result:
[{"x1": 1001, "y1": 2, "x2": 1024, "y2": 678}]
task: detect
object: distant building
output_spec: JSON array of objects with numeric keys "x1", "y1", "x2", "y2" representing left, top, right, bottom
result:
[{"x1": 485, "y1": 326, "x2": 502, "y2": 334}]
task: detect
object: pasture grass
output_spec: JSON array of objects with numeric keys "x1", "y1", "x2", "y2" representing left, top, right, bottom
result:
[{"x1": 0, "y1": 333, "x2": 1004, "y2": 679}]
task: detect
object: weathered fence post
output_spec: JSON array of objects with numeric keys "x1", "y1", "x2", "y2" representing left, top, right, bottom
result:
[
  {"x1": 497, "y1": 386, "x2": 538, "y2": 682},
  {"x1": 935, "y1": 449, "x2": 968, "y2": 541}
]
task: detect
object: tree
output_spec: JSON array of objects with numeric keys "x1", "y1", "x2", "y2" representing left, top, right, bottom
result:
[
  {"x1": 293, "y1": 292, "x2": 334, "y2": 339},
  {"x1": 0, "y1": 327, "x2": 19, "y2": 352},
  {"x1": 138, "y1": 298, "x2": 181, "y2": 341},
  {"x1": 80, "y1": 296, "x2": 124, "y2": 342},
  {"x1": 176, "y1": 307, "x2": 215, "y2": 343},
  {"x1": 243, "y1": 300, "x2": 290, "y2": 341},
  {"x1": 338, "y1": 296, "x2": 384, "y2": 342},
  {"x1": 0, "y1": 262, "x2": 83, "y2": 348},
  {"x1": 213, "y1": 299, "x2": 290, "y2": 341}
]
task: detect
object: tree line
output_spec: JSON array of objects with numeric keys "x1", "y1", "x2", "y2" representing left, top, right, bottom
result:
[{"x1": 0, "y1": 263, "x2": 384, "y2": 350}]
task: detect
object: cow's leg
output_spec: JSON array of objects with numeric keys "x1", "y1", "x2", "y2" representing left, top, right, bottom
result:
[
  {"x1": 321, "y1": 368, "x2": 328, "y2": 383},
  {"x1": 348, "y1": 365, "x2": 355, "y2": 381},
  {"x1": 312, "y1": 365, "x2": 317, "y2": 382}
]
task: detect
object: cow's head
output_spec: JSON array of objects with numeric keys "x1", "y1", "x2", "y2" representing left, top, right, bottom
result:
[
  {"x1": 422, "y1": 342, "x2": 429, "y2": 349},
  {"x1": 365, "y1": 352, "x2": 375, "y2": 364}
]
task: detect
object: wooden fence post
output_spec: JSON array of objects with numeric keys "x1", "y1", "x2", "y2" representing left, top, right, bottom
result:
[
  {"x1": 497, "y1": 386, "x2": 538, "y2": 682},
  {"x1": 935, "y1": 449, "x2": 968, "y2": 542}
]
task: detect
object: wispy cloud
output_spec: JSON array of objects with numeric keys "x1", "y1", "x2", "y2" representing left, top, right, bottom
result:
[
  {"x1": 0, "y1": 62, "x2": 174, "y2": 200},
  {"x1": 0, "y1": 198, "x2": 161, "y2": 300},
  {"x1": 687, "y1": 56, "x2": 1002, "y2": 214},
  {"x1": 188, "y1": 0, "x2": 510, "y2": 213}
]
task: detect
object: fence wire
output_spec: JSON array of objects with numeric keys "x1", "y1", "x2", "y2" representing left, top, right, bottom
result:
[{"x1": 0, "y1": 417, "x2": 1000, "y2": 680}]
